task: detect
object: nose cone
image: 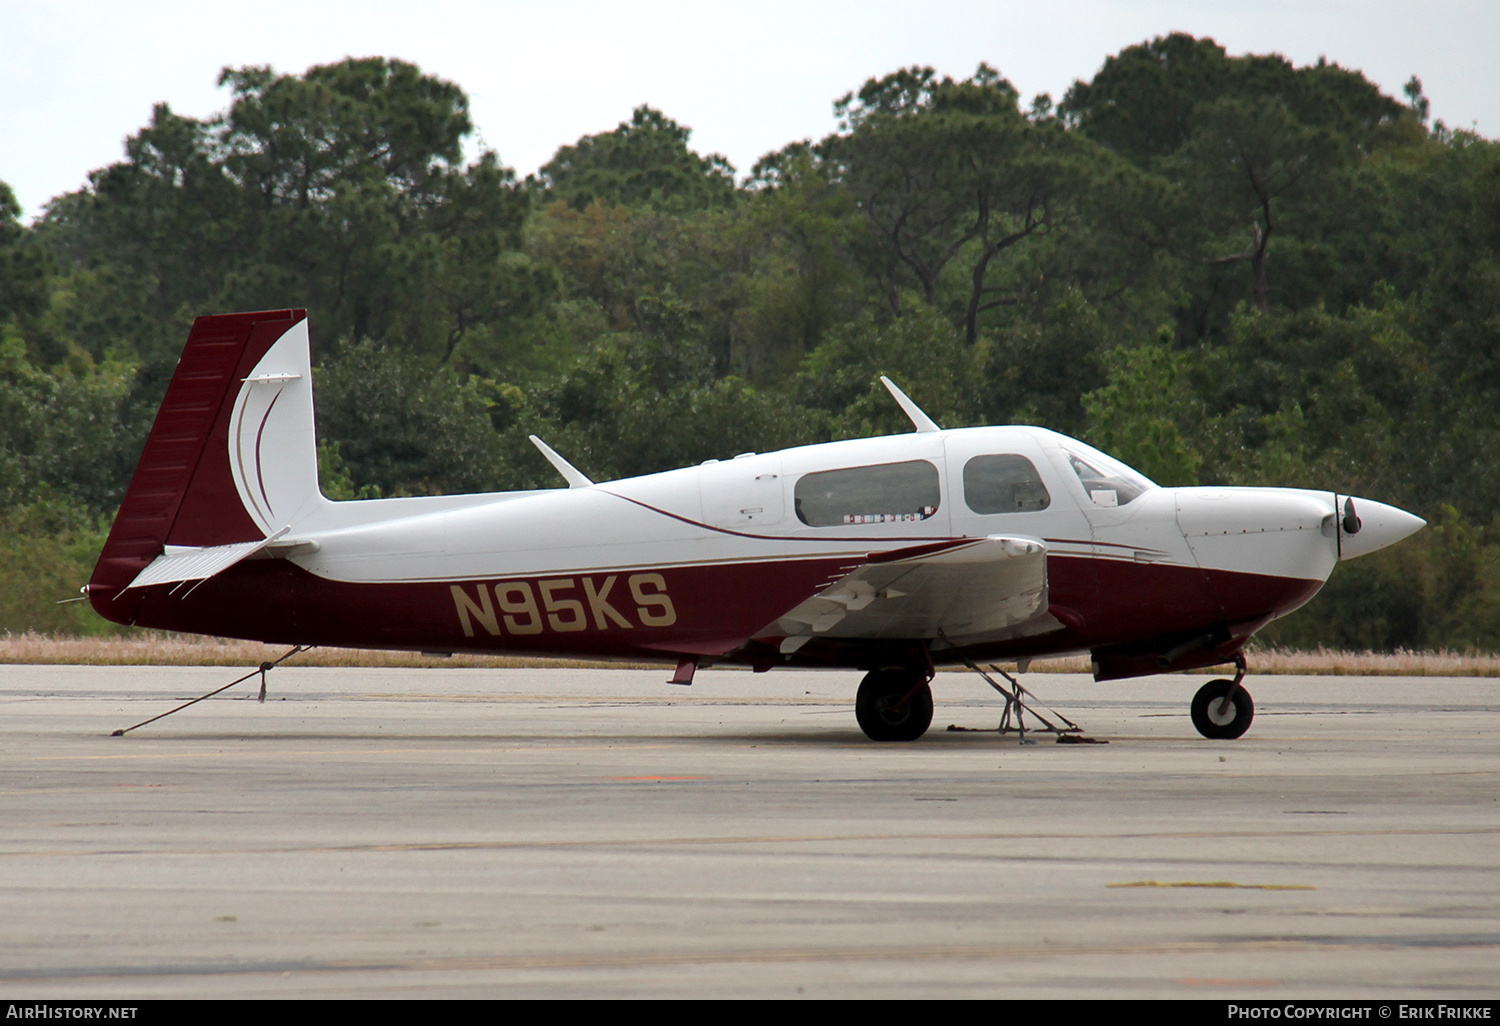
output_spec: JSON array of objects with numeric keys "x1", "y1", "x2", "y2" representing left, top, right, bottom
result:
[
  {"x1": 1175, "y1": 487, "x2": 1341, "y2": 584},
  {"x1": 1338, "y1": 496, "x2": 1426, "y2": 561}
]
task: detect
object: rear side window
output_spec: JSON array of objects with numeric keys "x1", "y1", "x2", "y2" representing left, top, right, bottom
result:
[
  {"x1": 963, "y1": 454, "x2": 1050, "y2": 514},
  {"x1": 794, "y1": 460, "x2": 940, "y2": 526}
]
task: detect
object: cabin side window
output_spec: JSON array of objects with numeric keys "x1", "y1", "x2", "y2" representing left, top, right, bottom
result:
[
  {"x1": 794, "y1": 460, "x2": 940, "y2": 527},
  {"x1": 962, "y1": 454, "x2": 1050, "y2": 514}
]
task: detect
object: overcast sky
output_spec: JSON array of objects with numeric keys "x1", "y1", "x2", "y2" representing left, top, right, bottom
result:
[{"x1": 3, "y1": 0, "x2": 1495, "y2": 222}]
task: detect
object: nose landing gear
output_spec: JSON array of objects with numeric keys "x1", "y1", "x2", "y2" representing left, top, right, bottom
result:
[{"x1": 1190, "y1": 654, "x2": 1254, "y2": 739}]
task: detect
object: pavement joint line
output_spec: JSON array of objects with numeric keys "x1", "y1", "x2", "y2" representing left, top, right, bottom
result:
[
  {"x1": 3, "y1": 825, "x2": 1500, "y2": 860},
  {"x1": 4, "y1": 934, "x2": 1500, "y2": 982}
]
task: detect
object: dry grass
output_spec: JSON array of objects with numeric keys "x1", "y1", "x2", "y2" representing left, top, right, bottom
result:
[
  {"x1": 1240, "y1": 646, "x2": 1500, "y2": 677},
  {"x1": 954, "y1": 647, "x2": 1500, "y2": 677},
  {"x1": 2, "y1": 633, "x2": 1496, "y2": 676},
  {"x1": 0, "y1": 632, "x2": 652, "y2": 670}
]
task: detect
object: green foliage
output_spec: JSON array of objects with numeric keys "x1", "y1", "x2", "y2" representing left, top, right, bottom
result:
[
  {"x1": 818, "y1": 65, "x2": 1123, "y2": 343},
  {"x1": 1169, "y1": 94, "x2": 1347, "y2": 310},
  {"x1": 978, "y1": 289, "x2": 1116, "y2": 433},
  {"x1": 797, "y1": 302, "x2": 982, "y2": 437},
  {"x1": 0, "y1": 180, "x2": 53, "y2": 328},
  {"x1": 1063, "y1": 33, "x2": 1417, "y2": 328},
  {"x1": 536, "y1": 106, "x2": 736, "y2": 214},
  {"x1": 315, "y1": 440, "x2": 380, "y2": 501},
  {"x1": 40, "y1": 58, "x2": 528, "y2": 369},
  {"x1": 1061, "y1": 34, "x2": 1233, "y2": 164},
  {"x1": 1061, "y1": 33, "x2": 1409, "y2": 167},
  {"x1": 312, "y1": 340, "x2": 513, "y2": 496},
  {"x1": 0, "y1": 496, "x2": 120, "y2": 636},
  {"x1": 725, "y1": 155, "x2": 869, "y2": 380},
  {"x1": 1191, "y1": 299, "x2": 1438, "y2": 508},
  {"x1": 1081, "y1": 329, "x2": 1202, "y2": 486},
  {"x1": 516, "y1": 329, "x2": 818, "y2": 483},
  {"x1": 0, "y1": 325, "x2": 135, "y2": 515}
]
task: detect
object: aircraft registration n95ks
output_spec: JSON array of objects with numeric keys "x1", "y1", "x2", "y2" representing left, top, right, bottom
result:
[{"x1": 88, "y1": 310, "x2": 1425, "y2": 741}]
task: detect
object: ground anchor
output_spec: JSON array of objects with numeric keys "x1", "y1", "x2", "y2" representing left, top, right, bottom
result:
[{"x1": 109, "y1": 644, "x2": 311, "y2": 736}]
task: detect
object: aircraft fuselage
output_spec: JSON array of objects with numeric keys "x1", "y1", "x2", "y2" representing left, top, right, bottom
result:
[{"x1": 105, "y1": 424, "x2": 1407, "y2": 680}]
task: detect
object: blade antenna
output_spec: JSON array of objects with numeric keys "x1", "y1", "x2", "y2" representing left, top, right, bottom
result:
[
  {"x1": 879, "y1": 376, "x2": 941, "y2": 433},
  {"x1": 529, "y1": 435, "x2": 594, "y2": 488}
]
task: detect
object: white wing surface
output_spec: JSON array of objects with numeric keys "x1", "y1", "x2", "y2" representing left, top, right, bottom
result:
[{"x1": 762, "y1": 535, "x2": 1047, "y2": 653}]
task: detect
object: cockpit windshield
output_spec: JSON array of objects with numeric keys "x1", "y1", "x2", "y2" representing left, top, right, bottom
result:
[{"x1": 1064, "y1": 447, "x2": 1156, "y2": 507}]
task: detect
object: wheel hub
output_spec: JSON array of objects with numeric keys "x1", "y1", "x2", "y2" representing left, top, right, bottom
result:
[{"x1": 1207, "y1": 697, "x2": 1236, "y2": 725}]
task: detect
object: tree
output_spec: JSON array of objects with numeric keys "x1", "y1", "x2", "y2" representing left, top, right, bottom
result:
[
  {"x1": 1061, "y1": 35, "x2": 1410, "y2": 168},
  {"x1": 1060, "y1": 33, "x2": 1234, "y2": 166},
  {"x1": 216, "y1": 58, "x2": 531, "y2": 357},
  {"x1": 1080, "y1": 329, "x2": 1202, "y2": 485},
  {"x1": 0, "y1": 327, "x2": 135, "y2": 515},
  {"x1": 0, "y1": 181, "x2": 52, "y2": 334},
  {"x1": 536, "y1": 106, "x2": 736, "y2": 214},
  {"x1": 1172, "y1": 95, "x2": 1346, "y2": 311},
  {"x1": 393, "y1": 152, "x2": 552, "y2": 372},
  {"x1": 42, "y1": 58, "x2": 530, "y2": 365},
  {"x1": 1063, "y1": 37, "x2": 1415, "y2": 319},
  {"x1": 1190, "y1": 299, "x2": 1437, "y2": 509},
  {"x1": 711, "y1": 164, "x2": 869, "y2": 382},
  {"x1": 820, "y1": 65, "x2": 1109, "y2": 343},
  {"x1": 312, "y1": 340, "x2": 513, "y2": 496},
  {"x1": 796, "y1": 302, "x2": 983, "y2": 437}
]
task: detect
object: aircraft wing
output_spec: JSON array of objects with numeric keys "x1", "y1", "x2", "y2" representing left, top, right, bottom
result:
[{"x1": 762, "y1": 535, "x2": 1047, "y2": 653}]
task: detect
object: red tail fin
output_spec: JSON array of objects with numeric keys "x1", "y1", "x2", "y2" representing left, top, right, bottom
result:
[{"x1": 89, "y1": 309, "x2": 308, "y2": 624}]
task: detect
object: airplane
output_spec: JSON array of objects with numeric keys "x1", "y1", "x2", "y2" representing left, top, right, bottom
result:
[{"x1": 87, "y1": 309, "x2": 1426, "y2": 742}]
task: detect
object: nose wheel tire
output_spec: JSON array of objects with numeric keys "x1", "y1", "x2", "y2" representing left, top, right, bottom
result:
[
  {"x1": 1190, "y1": 679, "x2": 1254, "y2": 739},
  {"x1": 856, "y1": 669, "x2": 934, "y2": 742}
]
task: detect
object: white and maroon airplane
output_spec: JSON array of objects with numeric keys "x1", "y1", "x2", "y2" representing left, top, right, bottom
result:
[{"x1": 88, "y1": 309, "x2": 1425, "y2": 741}]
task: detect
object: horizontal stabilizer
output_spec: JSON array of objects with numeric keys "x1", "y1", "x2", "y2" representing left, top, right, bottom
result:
[{"x1": 125, "y1": 528, "x2": 290, "y2": 591}]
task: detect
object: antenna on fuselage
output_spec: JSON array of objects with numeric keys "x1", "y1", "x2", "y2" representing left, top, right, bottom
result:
[
  {"x1": 529, "y1": 435, "x2": 594, "y2": 488},
  {"x1": 879, "y1": 376, "x2": 942, "y2": 433}
]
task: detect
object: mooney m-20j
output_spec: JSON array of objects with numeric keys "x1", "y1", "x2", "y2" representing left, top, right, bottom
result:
[{"x1": 88, "y1": 309, "x2": 1425, "y2": 740}]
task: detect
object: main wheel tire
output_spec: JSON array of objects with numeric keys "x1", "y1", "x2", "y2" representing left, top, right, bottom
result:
[
  {"x1": 1190, "y1": 679, "x2": 1254, "y2": 739},
  {"x1": 855, "y1": 669, "x2": 934, "y2": 742}
]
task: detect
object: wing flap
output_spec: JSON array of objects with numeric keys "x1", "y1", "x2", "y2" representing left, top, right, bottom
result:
[{"x1": 762, "y1": 535, "x2": 1047, "y2": 649}]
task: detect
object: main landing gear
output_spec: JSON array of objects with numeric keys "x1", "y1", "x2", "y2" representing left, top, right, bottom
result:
[
  {"x1": 1189, "y1": 654, "x2": 1254, "y2": 739},
  {"x1": 855, "y1": 668, "x2": 934, "y2": 742}
]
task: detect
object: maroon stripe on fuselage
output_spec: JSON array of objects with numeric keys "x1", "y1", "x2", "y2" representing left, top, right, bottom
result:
[
  {"x1": 125, "y1": 555, "x2": 863, "y2": 656},
  {"x1": 116, "y1": 550, "x2": 1325, "y2": 669}
]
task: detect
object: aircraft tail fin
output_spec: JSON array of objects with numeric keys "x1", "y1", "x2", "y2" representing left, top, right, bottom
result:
[{"x1": 89, "y1": 309, "x2": 326, "y2": 623}]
